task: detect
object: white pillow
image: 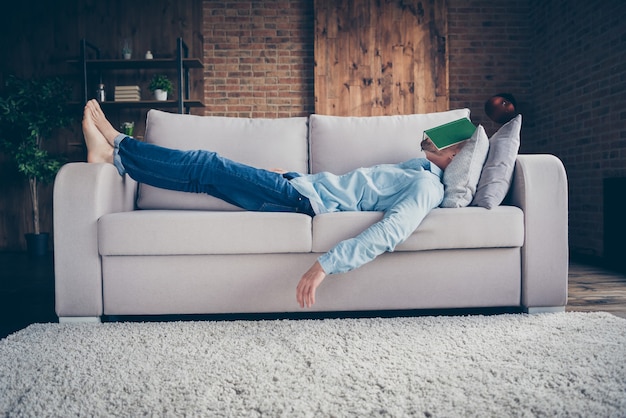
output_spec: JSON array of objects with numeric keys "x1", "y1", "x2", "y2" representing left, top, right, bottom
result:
[
  {"x1": 471, "y1": 114, "x2": 522, "y2": 209},
  {"x1": 440, "y1": 125, "x2": 489, "y2": 208}
]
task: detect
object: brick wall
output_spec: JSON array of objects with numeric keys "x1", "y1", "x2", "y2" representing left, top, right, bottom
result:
[
  {"x1": 202, "y1": 0, "x2": 314, "y2": 117},
  {"x1": 447, "y1": 0, "x2": 532, "y2": 137},
  {"x1": 448, "y1": 0, "x2": 626, "y2": 262},
  {"x1": 528, "y1": 0, "x2": 626, "y2": 261}
]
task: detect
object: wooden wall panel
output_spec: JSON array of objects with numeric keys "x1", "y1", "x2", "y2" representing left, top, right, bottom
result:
[
  {"x1": 314, "y1": 0, "x2": 448, "y2": 116},
  {"x1": 0, "y1": 0, "x2": 203, "y2": 251}
]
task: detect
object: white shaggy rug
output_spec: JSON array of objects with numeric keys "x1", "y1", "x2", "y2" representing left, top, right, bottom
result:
[{"x1": 1, "y1": 312, "x2": 625, "y2": 417}]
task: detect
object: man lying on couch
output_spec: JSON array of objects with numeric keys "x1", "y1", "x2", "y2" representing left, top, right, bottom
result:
[{"x1": 82, "y1": 99, "x2": 467, "y2": 309}]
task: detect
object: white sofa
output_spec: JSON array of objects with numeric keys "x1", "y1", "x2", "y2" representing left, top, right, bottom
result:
[{"x1": 53, "y1": 108, "x2": 569, "y2": 322}]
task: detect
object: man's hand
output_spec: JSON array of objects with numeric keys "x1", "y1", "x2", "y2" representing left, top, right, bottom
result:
[{"x1": 296, "y1": 261, "x2": 327, "y2": 308}]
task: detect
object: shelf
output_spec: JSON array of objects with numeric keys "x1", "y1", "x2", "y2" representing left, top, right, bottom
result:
[
  {"x1": 99, "y1": 100, "x2": 204, "y2": 108},
  {"x1": 77, "y1": 37, "x2": 204, "y2": 114},
  {"x1": 69, "y1": 58, "x2": 203, "y2": 70}
]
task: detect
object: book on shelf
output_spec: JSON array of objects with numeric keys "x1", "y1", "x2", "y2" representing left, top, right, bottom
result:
[
  {"x1": 115, "y1": 94, "x2": 141, "y2": 100},
  {"x1": 114, "y1": 85, "x2": 140, "y2": 92},
  {"x1": 114, "y1": 85, "x2": 141, "y2": 102},
  {"x1": 114, "y1": 97, "x2": 141, "y2": 102},
  {"x1": 422, "y1": 117, "x2": 477, "y2": 150}
]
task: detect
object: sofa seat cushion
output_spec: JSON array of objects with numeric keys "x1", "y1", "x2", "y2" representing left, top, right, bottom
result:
[
  {"x1": 312, "y1": 206, "x2": 524, "y2": 253},
  {"x1": 99, "y1": 211, "x2": 312, "y2": 256}
]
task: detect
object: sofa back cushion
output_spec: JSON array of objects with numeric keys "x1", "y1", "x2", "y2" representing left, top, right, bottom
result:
[
  {"x1": 137, "y1": 110, "x2": 309, "y2": 210},
  {"x1": 308, "y1": 109, "x2": 471, "y2": 174}
]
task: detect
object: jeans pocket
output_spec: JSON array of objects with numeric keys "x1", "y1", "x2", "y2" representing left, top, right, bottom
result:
[{"x1": 259, "y1": 203, "x2": 299, "y2": 213}]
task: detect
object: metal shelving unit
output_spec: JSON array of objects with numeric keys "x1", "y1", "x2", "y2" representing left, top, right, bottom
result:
[{"x1": 77, "y1": 37, "x2": 203, "y2": 114}]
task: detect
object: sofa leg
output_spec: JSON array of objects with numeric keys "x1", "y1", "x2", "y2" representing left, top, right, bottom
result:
[
  {"x1": 58, "y1": 316, "x2": 101, "y2": 324},
  {"x1": 524, "y1": 306, "x2": 566, "y2": 314}
]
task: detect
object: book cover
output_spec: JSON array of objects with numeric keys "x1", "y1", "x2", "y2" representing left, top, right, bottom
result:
[
  {"x1": 423, "y1": 118, "x2": 477, "y2": 150},
  {"x1": 115, "y1": 85, "x2": 141, "y2": 91}
]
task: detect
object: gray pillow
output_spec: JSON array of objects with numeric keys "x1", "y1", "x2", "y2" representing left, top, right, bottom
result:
[
  {"x1": 440, "y1": 125, "x2": 489, "y2": 208},
  {"x1": 471, "y1": 114, "x2": 522, "y2": 209}
]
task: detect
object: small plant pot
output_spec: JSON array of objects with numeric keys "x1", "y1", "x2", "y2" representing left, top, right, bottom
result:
[
  {"x1": 25, "y1": 233, "x2": 49, "y2": 257},
  {"x1": 154, "y1": 89, "x2": 168, "y2": 101},
  {"x1": 121, "y1": 122, "x2": 134, "y2": 136}
]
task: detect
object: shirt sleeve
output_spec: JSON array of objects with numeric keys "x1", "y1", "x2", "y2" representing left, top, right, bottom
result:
[{"x1": 317, "y1": 176, "x2": 443, "y2": 275}]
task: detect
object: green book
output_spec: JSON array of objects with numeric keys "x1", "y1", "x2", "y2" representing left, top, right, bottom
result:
[{"x1": 423, "y1": 118, "x2": 477, "y2": 150}]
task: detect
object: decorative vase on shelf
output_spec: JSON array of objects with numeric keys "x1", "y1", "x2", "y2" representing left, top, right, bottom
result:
[
  {"x1": 122, "y1": 38, "x2": 132, "y2": 59},
  {"x1": 154, "y1": 89, "x2": 168, "y2": 101}
]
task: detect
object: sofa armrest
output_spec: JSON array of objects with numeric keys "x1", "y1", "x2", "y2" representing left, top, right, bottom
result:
[
  {"x1": 509, "y1": 154, "x2": 569, "y2": 311},
  {"x1": 53, "y1": 163, "x2": 137, "y2": 318}
]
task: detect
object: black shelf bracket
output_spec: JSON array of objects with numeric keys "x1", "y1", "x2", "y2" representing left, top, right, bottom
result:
[{"x1": 80, "y1": 39, "x2": 101, "y2": 105}]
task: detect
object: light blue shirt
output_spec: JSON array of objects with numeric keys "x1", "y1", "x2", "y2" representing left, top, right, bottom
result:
[{"x1": 290, "y1": 158, "x2": 444, "y2": 274}]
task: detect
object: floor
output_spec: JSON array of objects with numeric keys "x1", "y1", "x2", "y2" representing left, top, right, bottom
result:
[
  {"x1": 567, "y1": 261, "x2": 626, "y2": 319},
  {"x1": 1, "y1": 252, "x2": 625, "y2": 339}
]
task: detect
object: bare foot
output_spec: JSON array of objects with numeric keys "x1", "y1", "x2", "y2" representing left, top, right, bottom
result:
[
  {"x1": 83, "y1": 103, "x2": 114, "y2": 164},
  {"x1": 84, "y1": 99, "x2": 122, "y2": 146}
]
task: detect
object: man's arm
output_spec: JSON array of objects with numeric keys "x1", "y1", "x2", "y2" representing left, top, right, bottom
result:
[
  {"x1": 296, "y1": 261, "x2": 327, "y2": 308},
  {"x1": 294, "y1": 203, "x2": 420, "y2": 309},
  {"x1": 318, "y1": 183, "x2": 442, "y2": 275},
  {"x1": 295, "y1": 178, "x2": 443, "y2": 307}
]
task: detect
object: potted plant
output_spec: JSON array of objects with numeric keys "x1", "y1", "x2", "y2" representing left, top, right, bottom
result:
[
  {"x1": 122, "y1": 38, "x2": 132, "y2": 59},
  {"x1": 149, "y1": 74, "x2": 173, "y2": 101},
  {"x1": 121, "y1": 121, "x2": 134, "y2": 136},
  {"x1": 0, "y1": 75, "x2": 74, "y2": 256}
]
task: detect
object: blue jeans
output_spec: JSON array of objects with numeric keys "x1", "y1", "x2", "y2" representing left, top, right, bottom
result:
[{"x1": 113, "y1": 136, "x2": 315, "y2": 216}]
